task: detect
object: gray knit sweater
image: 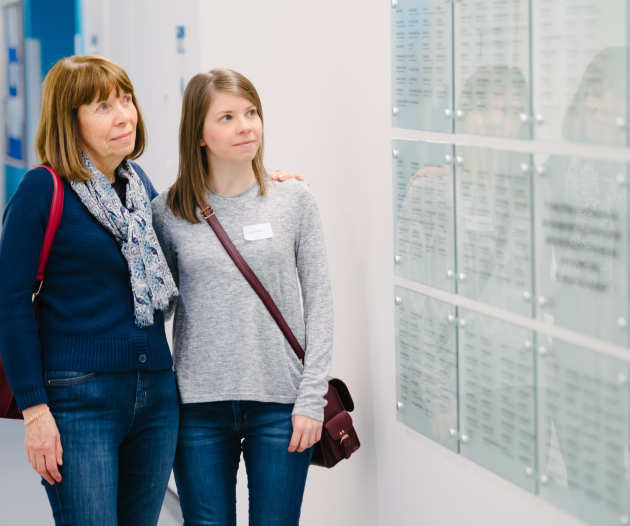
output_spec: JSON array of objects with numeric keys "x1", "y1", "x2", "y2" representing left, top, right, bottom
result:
[{"x1": 151, "y1": 178, "x2": 333, "y2": 421}]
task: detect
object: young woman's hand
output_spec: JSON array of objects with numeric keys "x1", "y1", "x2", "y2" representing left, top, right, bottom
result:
[
  {"x1": 271, "y1": 170, "x2": 306, "y2": 184},
  {"x1": 23, "y1": 404, "x2": 63, "y2": 485},
  {"x1": 288, "y1": 415, "x2": 322, "y2": 453}
]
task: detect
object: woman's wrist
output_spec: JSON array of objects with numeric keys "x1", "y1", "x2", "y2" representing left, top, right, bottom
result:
[{"x1": 22, "y1": 404, "x2": 50, "y2": 426}]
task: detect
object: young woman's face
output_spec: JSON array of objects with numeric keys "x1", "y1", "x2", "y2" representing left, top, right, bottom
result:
[
  {"x1": 77, "y1": 89, "x2": 138, "y2": 170},
  {"x1": 200, "y1": 91, "x2": 262, "y2": 165}
]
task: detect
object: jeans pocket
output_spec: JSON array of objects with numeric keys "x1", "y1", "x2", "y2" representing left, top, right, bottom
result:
[{"x1": 44, "y1": 370, "x2": 97, "y2": 386}]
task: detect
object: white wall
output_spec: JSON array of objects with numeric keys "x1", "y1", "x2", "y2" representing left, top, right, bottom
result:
[{"x1": 95, "y1": 1, "x2": 592, "y2": 525}]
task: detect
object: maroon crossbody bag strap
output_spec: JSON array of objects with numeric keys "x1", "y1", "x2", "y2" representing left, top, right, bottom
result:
[{"x1": 200, "y1": 205, "x2": 306, "y2": 362}]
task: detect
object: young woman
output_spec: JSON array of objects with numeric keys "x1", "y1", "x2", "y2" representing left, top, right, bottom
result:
[
  {"x1": 0, "y1": 56, "x2": 300, "y2": 526},
  {"x1": 151, "y1": 69, "x2": 333, "y2": 525}
]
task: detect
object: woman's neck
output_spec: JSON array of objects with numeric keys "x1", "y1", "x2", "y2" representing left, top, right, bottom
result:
[{"x1": 208, "y1": 159, "x2": 256, "y2": 197}]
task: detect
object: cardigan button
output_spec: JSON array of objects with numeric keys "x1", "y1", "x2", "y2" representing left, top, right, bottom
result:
[{"x1": 138, "y1": 354, "x2": 148, "y2": 364}]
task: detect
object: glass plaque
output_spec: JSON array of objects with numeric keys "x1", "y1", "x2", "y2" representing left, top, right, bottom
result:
[
  {"x1": 393, "y1": 140, "x2": 455, "y2": 291},
  {"x1": 395, "y1": 286, "x2": 458, "y2": 450},
  {"x1": 538, "y1": 338, "x2": 630, "y2": 525},
  {"x1": 454, "y1": 0, "x2": 531, "y2": 139},
  {"x1": 534, "y1": 156, "x2": 629, "y2": 345},
  {"x1": 455, "y1": 146, "x2": 534, "y2": 316},
  {"x1": 532, "y1": 0, "x2": 628, "y2": 146},
  {"x1": 458, "y1": 310, "x2": 536, "y2": 492},
  {"x1": 391, "y1": 0, "x2": 453, "y2": 132}
]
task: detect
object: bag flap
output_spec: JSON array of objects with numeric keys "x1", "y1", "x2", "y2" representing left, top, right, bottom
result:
[
  {"x1": 325, "y1": 410, "x2": 354, "y2": 439},
  {"x1": 329, "y1": 378, "x2": 354, "y2": 411}
]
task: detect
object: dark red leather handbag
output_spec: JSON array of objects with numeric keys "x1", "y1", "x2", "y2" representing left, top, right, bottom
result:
[
  {"x1": 201, "y1": 205, "x2": 360, "y2": 468},
  {"x1": 0, "y1": 165, "x2": 64, "y2": 419}
]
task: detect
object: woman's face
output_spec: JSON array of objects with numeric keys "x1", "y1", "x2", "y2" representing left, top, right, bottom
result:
[
  {"x1": 200, "y1": 91, "x2": 262, "y2": 165},
  {"x1": 77, "y1": 89, "x2": 138, "y2": 172}
]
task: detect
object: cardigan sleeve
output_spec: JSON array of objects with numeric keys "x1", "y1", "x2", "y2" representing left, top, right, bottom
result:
[{"x1": 0, "y1": 169, "x2": 54, "y2": 410}]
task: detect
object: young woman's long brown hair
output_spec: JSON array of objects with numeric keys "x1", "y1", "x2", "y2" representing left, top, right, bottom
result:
[{"x1": 167, "y1": 69, "x2": 267, "y2": 223}]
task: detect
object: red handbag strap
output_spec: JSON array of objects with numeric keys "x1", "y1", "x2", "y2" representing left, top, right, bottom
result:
[
  {"x1": 35, "y1": 165, "x2": 64, "y2": 283},
  {"x1": 201, "y1": 205, "x2": 306, "y2": 363}
]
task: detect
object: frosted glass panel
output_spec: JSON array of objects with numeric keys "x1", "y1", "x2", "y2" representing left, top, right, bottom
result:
[
  {"x1": 534, "y1": 156, "x2": 629, "y2": 345},
  {"x1": 455, "y1": 147, "x2": 533, "y2": 315},
  {"x1": 391, "y1": 0, "x2": 453, "y2": 132},
  {"x1": 538, "y1": 338, "x2": 630, "y2": 525},
  {"x1": 532, "y1": 0, "x2": 628, "y2": 145},
  {"x1": 454, "y1": 0, "x2": 531, "y2": 139},
  {"x1": 395, "y1": 286, "x2": 458, "y2": 451},
  {"x1": 459, "y1": 310, "x2": 536, "y2": 492},
  {"x1": 393, "y1": 140, "x2": 455, "y2": 291}
]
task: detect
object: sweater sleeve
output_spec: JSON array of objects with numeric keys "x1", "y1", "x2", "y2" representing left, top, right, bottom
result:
[
  {"x1": 151, "y1": 195, "x2": 179, "y2": 318},
  {"x1": 292, "y1": 187, "x2": 333, "y2": 421},
  {"x1": 0, "y1": 169, "x2": 54, "y2": 410}
]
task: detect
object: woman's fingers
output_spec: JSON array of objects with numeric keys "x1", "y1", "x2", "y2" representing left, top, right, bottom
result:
[
  {"x1": 56, "y1": 435, "x2": 63, "y2": 466},
  {"x1": 36, "y1": 455, "x2": 55, "y2": 485},
  {"x1": 288, "y1": 427, "x2": 302, "y2": 453},
  {"x1": 45, "y1": 451, "x2": 63, "y2": 483}
]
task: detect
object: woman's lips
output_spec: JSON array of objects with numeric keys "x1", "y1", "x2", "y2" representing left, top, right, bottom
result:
[
  {"x1": 234, "y1": 140, "x2": 256, "y2": 147},
  {"x1": 112, "y1": 131, "x2": 134, "y2": 141}
]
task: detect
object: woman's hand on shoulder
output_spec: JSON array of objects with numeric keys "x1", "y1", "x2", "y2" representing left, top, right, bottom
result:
[
  {"x1": 288, "y1": 414, "x2": 322, "y2": 453},
  {"x1": 23, "y1": 404, "x2": 63, "y2": 485},
  {"x1": 271, "y1": 170, "x2": 308, "y2": 186}
]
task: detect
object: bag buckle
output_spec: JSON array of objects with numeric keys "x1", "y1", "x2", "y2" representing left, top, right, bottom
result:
[
  {"x1": 201, "y1": 206, "x2": 215, "y2": 219},
  {"x1": 339, "y1": 429, "x2": 350, "y2": 443}
]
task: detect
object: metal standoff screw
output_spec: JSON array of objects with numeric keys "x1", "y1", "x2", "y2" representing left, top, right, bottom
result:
[
  {"x1": 391, "y1": 0, "x2": 399, "y2": 7},
  {"x1": 617, "y1": 372, "x2": 628, "y2": 385},
  {"x1": 538, "y1": 346, "x2": 548, "y2": 357},
  {"x1": 539, "y1": 474, "x2": 549, "y2": 485},
  {"x1": 525, "y1": 466, "x2": 533, "y2": 477},
  {"x1": 444, "y1": 153, "x2": 453, "y2": 164},
  {"x1": 447, "y1": 313, "x2": 456, "y2": 324},
  {"x1": 535, "y1": 165, "x2": 546, "y2": 176},
  {"x1": 448, "y1": 428, "x2": 457, "y2": 437},
  {"x1": 616, "y1": 173, "x2": 627, "y2": 185},
  {"x1": 397, "y1": 400, "x2": 403, "y2": 410},
  {"x1": 455, "y1": 155, "x2": 464, "y2": 166},
  {"x1": 519, "y1": 113, "x2": 529, "y2": 123},
  {"x1": 446, "y1": 269, "x2": 455, "y2": 279},
  {"x1": 458, "y1": 272, "x2": 466, "y2": 281},
  {"x1": 455, "y1": 108, "x2": 465, "y2": 119},
  {"x1": 520, "y1": 162, "x2": 530, "y2": 173},
  {"x1": 458, "y1": 318, "x2": 467, "y2": 329},
  {"x1": 444, "y1": 108, "x2": 453, "y2": 119},
  {"x1": 522, "y1": 291, "x2": 531, "y2": 301},
  {"x1": 394, "y1": 255, "x2": 401, "y2": 264},
  {"x1": 535, "y1": 113, "x2": 544, "y2": 125},
  {"x1": 460, "y1": 433, "x2": 469, "y2": 443},
  {"x1": 616, "y1": 116, "x2": 626, "y2": 129},
  {"x1": 620, "y1": 514, "x2": 629, "y2": 525},
  {"x1": 537, "y1": 296, "x2": 547, "y2": 306},
  {"x1": 392, "y1": 107, "x2": 400, "y2": 116},
  {"x1": 523, "y1": 340, "x2": 532, "y2": 350},
  {"x1": 392, "y1": 148, "x2": 399, "y2": 158},
  {"x1": 395, "y1": 296, "x2": 402, "y2": 306},
  {"x1": 618, "y1": 316, "x2": 627, "y2": 328}
]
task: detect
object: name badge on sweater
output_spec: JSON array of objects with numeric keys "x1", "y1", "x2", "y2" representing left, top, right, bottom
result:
[{"x1": 243, "y1": 223, "x2": 273, "y2": 241}]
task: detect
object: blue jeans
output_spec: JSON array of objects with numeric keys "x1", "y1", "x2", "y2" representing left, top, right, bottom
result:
[
  {"x1": 43, "y1": 369, "x2": 179, "y2": 526},
  {"x1": 174, "y1": 401, "x2": 313, "y2": 526}
]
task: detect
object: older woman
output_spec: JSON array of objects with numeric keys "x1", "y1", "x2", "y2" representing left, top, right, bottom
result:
[{"x1": 0, "y1": 55, "x2": 179, "y2": 525}]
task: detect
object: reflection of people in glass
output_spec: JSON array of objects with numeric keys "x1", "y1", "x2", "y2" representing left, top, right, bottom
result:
[
  {"x1": 562, "y1": 46, "x2": 627, "y2": 146},
  {"x1": 458, "y1": 65, "x2": 530, "y2": 139}
]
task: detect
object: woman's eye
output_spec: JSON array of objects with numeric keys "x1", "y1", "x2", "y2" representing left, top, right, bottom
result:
[
  {"x1": 123, "y1": 95, "x2": 132, "y2": 104},
  {"x1": 97, "y1": 103, "x2": 109, "y2": 112},
  {"x1": 221, "y1": 114, "x2": 232, "y2": 121},
  {"x1": 247, "y1": 109, "x2": 257, "y2": 116}
]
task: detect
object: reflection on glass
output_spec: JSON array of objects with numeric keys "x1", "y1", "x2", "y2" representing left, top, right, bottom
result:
[
  {"x1": 458, "y1": 310, "x2": 536, "y2": 492},
  {"x1": 538, "y1": 338, "x2": 630, "y2": 525},
  {"x1": 454, "y1": 0, "x2": 531, "y2": 138},
  {"x1": 395, "y1": 286, "x2": 458, "y2": 450},
  {"x1": 455, "y1": 146, "x2": 533, "y2": 315},
  {"x1": 534, "y1": 156, "x2": 629, "y2": 345},
  {"x1": 391, "y1": 0, "x2": 452, "y2": 132},
  {"x1": 393, "y1": 140, "x2": 455, "y2": 291},
  {"x1": 532, "y1": 0, "x2": 627, "y2": 145}
]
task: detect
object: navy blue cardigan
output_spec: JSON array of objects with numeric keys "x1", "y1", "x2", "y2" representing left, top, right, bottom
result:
[{"x1": 0, "y1": 164, "x2": 172, "y2": 410}]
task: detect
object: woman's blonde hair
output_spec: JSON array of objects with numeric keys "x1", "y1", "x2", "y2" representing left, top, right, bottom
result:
[
  {"x1": 167, "y1": 69, "x2": 267, "y2": 223},
  {"x1": 36, "y1": 55, "x2": 146, "y2": 181}
]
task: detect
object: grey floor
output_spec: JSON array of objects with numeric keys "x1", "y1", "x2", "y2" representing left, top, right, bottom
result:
[{"x1": 1, "y1": 419, "x2": 183, "y2": 525}]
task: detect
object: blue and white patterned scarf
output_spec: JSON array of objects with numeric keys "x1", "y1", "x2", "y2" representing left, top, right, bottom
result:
[{"x1": 71, "y1": 154, "x2": 178, "y2": 327}]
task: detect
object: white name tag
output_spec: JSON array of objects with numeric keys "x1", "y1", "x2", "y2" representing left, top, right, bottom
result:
[{"x1": 243, "y1": 223, "x2": 273, "y2": 241}]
